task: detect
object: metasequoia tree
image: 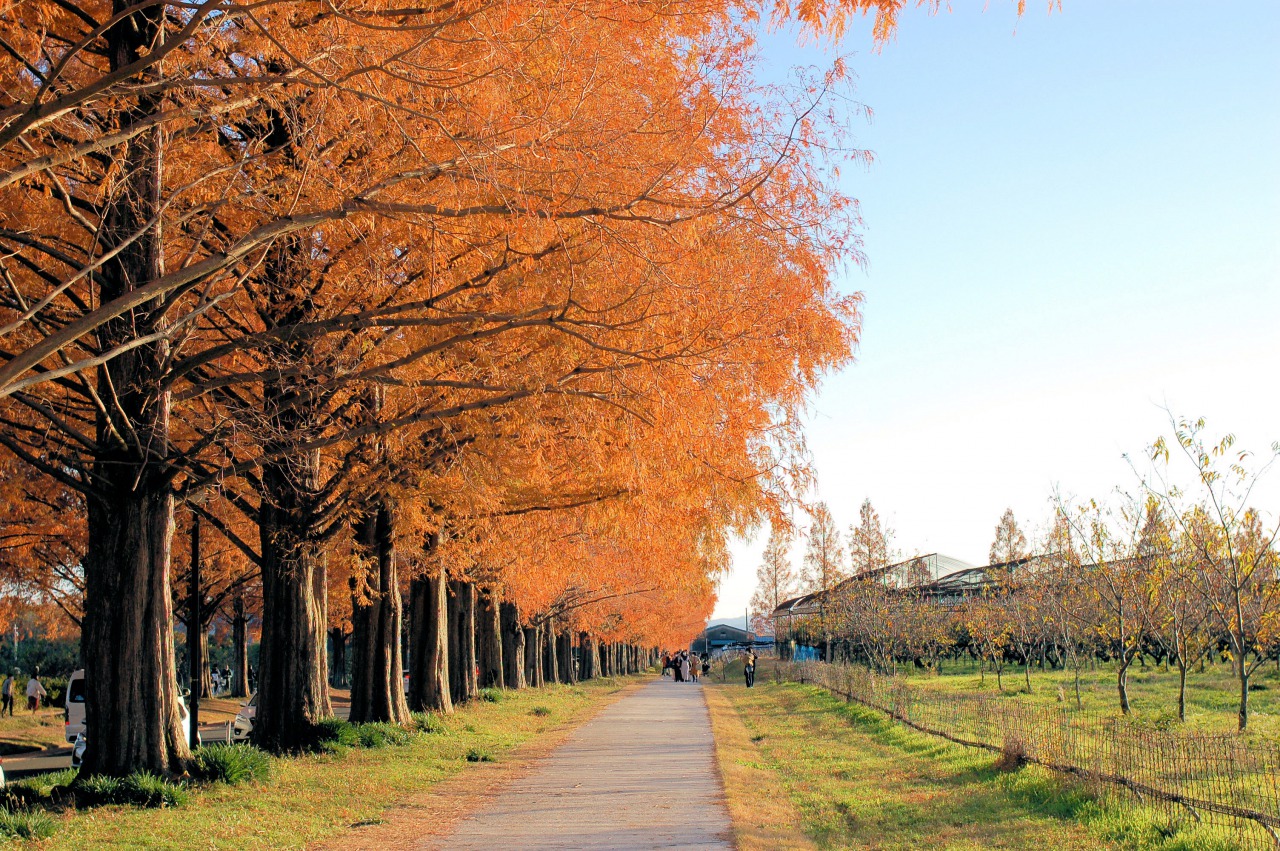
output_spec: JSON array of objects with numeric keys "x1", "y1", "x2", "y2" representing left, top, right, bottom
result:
[
  {"x1": 750, "y1": 526, "x2": 798, "y2": 630},
  {"x1": 848, "y1": 498, "x2": 893, "y2": 579},
  {"x1": 0, "y1": 0, "x2": 1034, "y2": 773},
  {"x1": 802, "y1": 502, "x2": 846, "y2": 655},
  {"x1": 989, "y1": 508, "x2": 1028, "y2": 565}
]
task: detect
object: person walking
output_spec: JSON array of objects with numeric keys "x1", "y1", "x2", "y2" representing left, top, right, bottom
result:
[
  {"x1": 26, "y1": 670, "x2": 47, "y2": 712},
  {"x1": 744, "y1": 649, "x2": 757, "y2": 688},
  {"x1": 1, "y1": 671, "x2": 14, "y2": 716},
  {"x1": 679, "y1": 652, "x2": 690, "y2": 683},
  {"x1": 689, "y1": 652, "x2": 699, "y2": 683}
]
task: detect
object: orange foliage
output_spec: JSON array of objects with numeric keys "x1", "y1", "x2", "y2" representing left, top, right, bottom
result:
[{"x1": 0, "y1": 0, "x2": 1043, "y2": 656}]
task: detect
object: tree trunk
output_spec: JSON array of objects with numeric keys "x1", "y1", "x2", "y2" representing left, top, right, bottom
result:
[
  {"x1": 476, "y1": 588, "x2": 504, "y2": 689},
  {"x1": 1177, "y1": 662, "x2": 1188, "y2": 721},
  {"x1": 329, "y1": 627, "x2": 347, "y2": 689},
  {"x1": 252, "y1": 228, "x2": 339, "y2": 751},
  {"x1": 501, "y1": 603, "x2": 526, "y2": 690},
  {"x1": 232, "y1": 594, "x2": 250, "y2": 698},
  {"x1": 578, "y1": 633, "x2": 597, "y2": 681},
  {"x1": 523, "y1": 626, "x2": 543, "y2": 687},
  {"x1": 1073, "y1": 657, "x2": 1082, "y2": 710},
  {"x1": 1239, "y1": 667, "x2": 1250, "y2": 732},
  {"x1": 407, "y1": 566, "x2": 452, "y2": 714},
  {"x1": 254, "y1": 499, "x2": 330, "y2": 752},
  {"x1": 348, "y1": 504, "x2": 410, "y2": 725},
  {"x1": 255, "y1": 449, "x2": 332, "y2": 751},
  {"x1": 82, "y1": 484, "x2": 188, "y2": 777},
  {"x1": 447, "y1": 580, "x2": 477, "y2": 705},
  {"x1": 556, "y1": 631, "x2": 575, "y2": 684},
  {"x1": 79, "y1": 0, "x2": 189, "y2": 779},
  {"x1": 1117, "y1": 662, "x2": 1131, "y2": 715},
  {"x1": 542, "y1": 620, "x2": 559, "y2": 684}
]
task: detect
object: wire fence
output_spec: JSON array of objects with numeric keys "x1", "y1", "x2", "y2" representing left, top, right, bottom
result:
[{"x1": 776, "y1": 660, "x2": 1280, "y2": 850}]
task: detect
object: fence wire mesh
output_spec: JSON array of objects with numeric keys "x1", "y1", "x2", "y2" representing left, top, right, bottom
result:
[{"x1": 777, "y1": 661, "x2": 1280, "y2": 850}]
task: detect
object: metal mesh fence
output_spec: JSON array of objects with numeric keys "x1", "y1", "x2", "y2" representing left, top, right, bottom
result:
[{"x1": 776, "y1": 661, "x2": 1280, "y2": 850}]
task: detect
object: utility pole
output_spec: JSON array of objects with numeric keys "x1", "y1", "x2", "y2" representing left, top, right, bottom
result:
[{"x1": 189, "y1": 513, "x2": 201, "y2": 749}]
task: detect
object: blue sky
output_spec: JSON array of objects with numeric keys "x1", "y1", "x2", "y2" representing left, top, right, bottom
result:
[{"x1": 714, "y1": 1, "x2": 1280, "y2": 619}]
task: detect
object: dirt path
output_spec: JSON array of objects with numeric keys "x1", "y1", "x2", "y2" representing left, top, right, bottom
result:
[{"x1": 425, "y1": 679, "x2": 733, "y2": 850}]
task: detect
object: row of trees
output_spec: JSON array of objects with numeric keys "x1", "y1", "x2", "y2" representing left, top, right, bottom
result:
[
  {"x1": 761, "y1": 419, "x2": 1280, "y2": 731},
  {"x1": 0, "y1": 0, "x2": 969, "y2": 776}
]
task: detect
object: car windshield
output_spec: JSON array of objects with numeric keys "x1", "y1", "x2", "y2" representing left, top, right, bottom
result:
[{"x1": 67, "y1": 678, "x2": 86, "y2": 703}]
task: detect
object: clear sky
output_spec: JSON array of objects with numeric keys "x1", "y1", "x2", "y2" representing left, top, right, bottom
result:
[{"x1": 712, "y1": 1, "x2": 1280, "y2": 620}]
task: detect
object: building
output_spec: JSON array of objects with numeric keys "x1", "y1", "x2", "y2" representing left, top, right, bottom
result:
[
  {"x1": 769, "y1": 553, "x2": 977, "y2": 658},
  {"x1": 690, "y1": 623, "x2": 771, "y2": 656}
]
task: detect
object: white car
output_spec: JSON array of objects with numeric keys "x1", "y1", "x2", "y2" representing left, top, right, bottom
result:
[
  {"x1": 64, "y1": 669, "x2": 86, "y2": 743},
  {"x1": 69, "y1": 687, "x2": 196, "y2": 767},
  {"x1": 232, "y1": 692, "x2": 257, "y2": 742}
]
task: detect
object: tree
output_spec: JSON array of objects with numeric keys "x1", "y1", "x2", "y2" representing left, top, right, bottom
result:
[
  {"x1": 1142, "y1": 416, "x2": 1279, "y2": 730},
  {"x1": 848, "y1": 499, "x2": 893, "y2": 579},
  {"x1": 0, "y1": 0, "x2": 1029, "y2": 775},
  {"x1": 1059, "y1": 494, "x2": 1163, "y2": 715},
  {"x1": 802, "y1": 502, "x2": 846, "y2": 657},
  {"x1": 1042, "y1": 509, "x2": 1093, "y2": 709},
  {"x1": 989, "y1": 508, "x2": 1028, "y2": 565},
  {"x1": 750, "y1": 526, "x2": 797, "y2": 631}
]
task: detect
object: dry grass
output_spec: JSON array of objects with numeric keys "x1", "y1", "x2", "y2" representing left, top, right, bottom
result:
[
  {"x1": 704, "y1": 685, "x2": 817, "y2": 851},
  {"x1": 0, "y1": 708, "x2": 69, "y2": 755}
]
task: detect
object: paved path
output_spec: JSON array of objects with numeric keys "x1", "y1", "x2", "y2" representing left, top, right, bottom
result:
[{"x1": 428, "y1": 679, "x2": 733, "y2": 850}]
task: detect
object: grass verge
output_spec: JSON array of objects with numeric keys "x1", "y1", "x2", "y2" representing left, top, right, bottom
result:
[
  {"x1": 711, "y1": 679, "x2": 1259, "y2": 850},
  {"x1": 704, "y1": 685, "x2": 816, "y2": 850},
  {"x1": 36, "y1": 677, "x2": 636, "y2": 850}
]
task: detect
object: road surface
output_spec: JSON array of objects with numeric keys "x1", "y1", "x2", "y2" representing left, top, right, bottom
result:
[{"x1": 426, "y1": 679, "x2": 734, "y2": 850}]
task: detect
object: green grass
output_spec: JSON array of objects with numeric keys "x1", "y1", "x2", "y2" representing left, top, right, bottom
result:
[
  {"x1": 898, "y1": 658, "x2": 1280, "y2": 739},
  {"x1": 0, "y1": 807, "x2": 57, "y2": 840},
  {"x1": 711, "y1": 680, "x2": 1252, "y2": 850},
  {"x1": 39, "y1": 677, "x2": 635, "y2": 849},
  {"x1": 190, "y1": 744, "x2": 272, "y2": 785}
]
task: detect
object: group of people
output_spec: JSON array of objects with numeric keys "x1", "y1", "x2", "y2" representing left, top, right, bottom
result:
[
  {"x1": 661, "y1": 650, "x2": 708, "y2": 683},
  {"x1": 1, "y1": 669, "x2": 47, "y2": 715},
  {"x1": 660, "y1": 648, "x2": 759, "y2": 688}
]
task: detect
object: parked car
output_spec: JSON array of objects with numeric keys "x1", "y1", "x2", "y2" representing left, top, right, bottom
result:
[
  {"x1": 69, "y1": 687, "x2": 196, "y2": 767},
  {"x1": 232, "y1": 692, "x2": 257, "y2": 742},
  {"x1": 70, "y1": 731, "x2": 86, "y2": 769},
  {"x1": 64, "y1": 669, "x2": 86, "y2": 743}
]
